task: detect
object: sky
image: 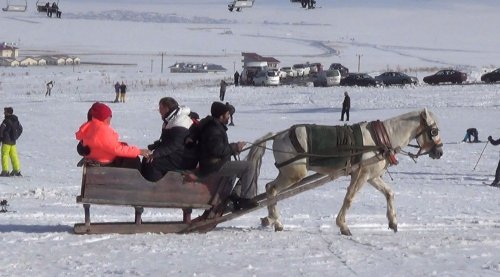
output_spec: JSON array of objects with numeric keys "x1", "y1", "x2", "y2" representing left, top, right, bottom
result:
[{"x1": 0, "y1": 0, "x2": 500, "y2": 276}]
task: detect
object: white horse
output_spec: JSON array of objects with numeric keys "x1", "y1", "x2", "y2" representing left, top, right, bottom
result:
[{"x1": 247, "y1": 108, "x2": 443, "y2": 235}]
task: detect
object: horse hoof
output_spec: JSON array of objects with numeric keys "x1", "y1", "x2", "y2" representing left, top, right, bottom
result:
[
  {"x1": 260, "y1": 217, "x2": 272, "y2": 227},
  {"x1": 340, "y1": 229, "x2": 352, "y2": 236},
  {"x1": 389, "y1": 223, "x2": 398, "y2": 233},
  {"x1": 274, "y1": 222, "x2": 283, "y2": 232}
]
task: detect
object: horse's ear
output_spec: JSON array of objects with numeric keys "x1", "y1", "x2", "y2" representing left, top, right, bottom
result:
[{"x1": 421, "y1": 108, "x2": 429, "y2": 121}]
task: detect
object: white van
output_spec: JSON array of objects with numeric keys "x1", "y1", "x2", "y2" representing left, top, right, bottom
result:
[{"x1": 252, "y1": 70, "x2": 280, "y2": 86}]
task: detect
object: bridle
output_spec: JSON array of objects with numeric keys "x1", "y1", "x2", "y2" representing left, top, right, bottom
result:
[{"x1": 405, "y1": 114, "x2": 443, "y2": 160}]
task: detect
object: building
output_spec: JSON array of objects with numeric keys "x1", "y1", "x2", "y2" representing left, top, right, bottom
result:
[
  {"x1": 241, "y1": 52, "x2": 280, "y2": 70},
  {"x1": 20, "y1": 57, "x2": 39, "y2": 66},
  {"x1": 0, "y1": 58, "x2": 19, "y2": 67},
  {"x1": 0, "y1": 43, "x2": 19, "y2": 58}
]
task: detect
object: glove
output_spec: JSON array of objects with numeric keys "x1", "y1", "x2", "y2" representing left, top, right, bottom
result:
[{"x1": 488, "y1": 136, "x2": 493, "y2": 142}]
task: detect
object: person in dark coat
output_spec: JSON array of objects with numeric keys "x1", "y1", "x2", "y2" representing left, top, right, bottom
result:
[
  {"x1": 45, "y1": 81, "x2": 53, "y2": 97},
  {"x1": 341, "y1": 91, "x2": 350, "y2": 121},
  {"x1": 119, "y1": 81, "x2": 127, "y2": 103},
  {"x1": 0, "y1": 107, "x2": 23, "y2": 177},
  {"x1": 226, "y1": 102, "x2": 235, "y2": 126},
  {"x1": 234, "y1": 71, "x2": 240, "y2": 86},
  {"x1": 219, "y1": 80, "x2": 227, "y2": 101},
  {"x1": 141, "y1": 97, "x2": 198, "y2": 182},
  {"x1": 113, "y1": 82, "x2": 120, "y2": 103},
  {"x1": 487, "y1": 135, "x2": 500, "y2": 187},
  {"x1": 188, "y1": 102, "x2": 257, "y2": 210},
  {"x1": 463, "y1": 128, "x2": 479, "y2": 143}
]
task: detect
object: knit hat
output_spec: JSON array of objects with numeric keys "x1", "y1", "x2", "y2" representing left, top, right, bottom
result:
[
  {"x1": 211, "y1": 101, "x2": 229, "y2": 118},
  {"x1": 4, "y1": 107, "x2": 13, "y2": 114},
  {"x1": 90, "y1": 102, "x2": 112, "y2": 121}
]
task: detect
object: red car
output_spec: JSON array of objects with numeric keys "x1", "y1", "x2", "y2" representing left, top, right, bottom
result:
[{"x1": 423, "y1": 69, "x2": 467, "y2": 85}]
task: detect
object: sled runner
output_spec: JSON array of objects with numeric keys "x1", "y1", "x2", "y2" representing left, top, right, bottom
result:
[{"x1": 74, "y1": 164, "x2": 236, "y2": 234}]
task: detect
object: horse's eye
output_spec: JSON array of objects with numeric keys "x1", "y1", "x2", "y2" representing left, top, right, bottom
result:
[{"x1": 430, "y1": 128, "x2": 439, "y2": 137}]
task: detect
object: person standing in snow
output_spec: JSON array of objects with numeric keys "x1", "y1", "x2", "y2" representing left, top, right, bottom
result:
[
  {"x1": 45, "y1": 81, "x2": 53, "y2": 97},
  {"x1": 119, "y1": 81, "x2": 127, "y2": 103},
  {"x1": 219, "y1": 80, "x2": 227, "y2": 101},
  {"x1": 340, "y1": 91, "x2": 350, "y2": 121},
  {"x1": 226, "y1": 102, "x2": 235, "y2": 126},
  {"x1": 141, "y1": 97, "x2": 198, "y2": 182},
  {"x1": 234, "y1": 71, "x2": 240, "y2": 87},
  {"x1": 486, "y1": 135, "x2": 500, "y2": 188},
  {"x1": 0, "y1": 107, "x2": 23, "y2": 177},
  {"x1": 113, "y1": 81, "x2": 120, "y2": 103}
]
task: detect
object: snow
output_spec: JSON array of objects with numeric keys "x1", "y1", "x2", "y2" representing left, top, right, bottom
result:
[{"x1": 1, "y1": 0, "x2": 500, "y2": 276}]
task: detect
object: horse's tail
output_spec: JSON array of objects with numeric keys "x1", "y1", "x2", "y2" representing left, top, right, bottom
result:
[{"x1": 246, "y1": 132, "x2": 275, "y2": 190}]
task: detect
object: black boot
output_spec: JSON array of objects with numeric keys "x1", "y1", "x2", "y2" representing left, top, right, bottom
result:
[{"x1": 229, "y1": 194, "x2": 258, "y2": 211}]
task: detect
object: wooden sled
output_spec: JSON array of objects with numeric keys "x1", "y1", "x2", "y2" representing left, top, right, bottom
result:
[
  {"x1": 74, "y1": 153, "x2": 379, "y2": 235},
  {"x1": 74, "y1": 164, "x2": 235, "y2": 235}
]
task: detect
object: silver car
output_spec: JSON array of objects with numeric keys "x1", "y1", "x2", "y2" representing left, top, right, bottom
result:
[{"x1": 313, "y1": 70, "x2": 341, "y2": 87}]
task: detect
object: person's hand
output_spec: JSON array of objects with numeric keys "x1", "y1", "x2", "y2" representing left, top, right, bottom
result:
[
  {"x1": 140, "y1": 149, "x2": 152, "y2": 158},
  {"x1": 236, "y1": 141, "x2": 246, "y2": 152},
  {"x1": 488, "y1": 136, "x2": 493, "y2": 142}
]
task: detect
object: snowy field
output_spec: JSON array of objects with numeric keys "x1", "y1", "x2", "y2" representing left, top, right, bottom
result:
[{"x1": 1, "y1": 0, "x2": 500, "y2": 276}]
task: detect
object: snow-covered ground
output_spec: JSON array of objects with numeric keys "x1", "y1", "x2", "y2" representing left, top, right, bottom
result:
[{"x1": 1, "y1": 0, "x2": 499, "y2": 276}]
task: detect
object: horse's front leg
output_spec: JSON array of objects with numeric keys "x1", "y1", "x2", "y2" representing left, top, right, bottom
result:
[
  {"x1": 336, "y1": 170, "x2": 367, "y2": 236},
  {"x1": 368, "y1": 176, "x2": 397, "y2": 232}
]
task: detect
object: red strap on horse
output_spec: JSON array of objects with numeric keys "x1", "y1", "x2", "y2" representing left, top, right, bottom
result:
[{"x1": 370, "y1": 120, "x2": 398, "y2": 166}]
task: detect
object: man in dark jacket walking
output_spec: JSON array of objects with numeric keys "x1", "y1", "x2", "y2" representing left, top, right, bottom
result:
[
  {"x1": 219, "y1": 80, "x2": 227, "y2": 101},
  {"x1": 341, "y1": 91, "x2": 350, "y2": 121},
  {"x1": 0, "y1": 107, "x2": 22, "y2": 177},
  {"x1": 486, "y1": 135, "x2": 500, "y2": 187},
  {"x1": 189, "y1": 102, "x2": 257, "y2": 209},
  {"x1": 234, "y1": 71, "x2": 240, "y2": 86}
]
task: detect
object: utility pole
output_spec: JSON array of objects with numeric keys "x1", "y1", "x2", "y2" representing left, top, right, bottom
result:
[
  {"x1": 151, "y1": 59, "x2": 154, "y2": 73},
  {"x1": 161, "y1": 52, "x2": 164, "y2": 74},
  {"x1": 356, "y1": 54, "x2": 363, "y2": 72}
]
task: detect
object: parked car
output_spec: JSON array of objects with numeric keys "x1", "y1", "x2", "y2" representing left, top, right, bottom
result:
[
  {"x1": 423, "y1": 69, "x2": 467, "y2": 85},
  {"x1": 375, "y1": 71, "x2": 418, "y2": 86},
  {"x1": 481, "y1": 68, "x2": 500, "y2": 83},
  {"x1": 241, "y1": 66, "x2": 265, "y2": 85},
  {"x1": 329, "y1": 63, "x2": 349, "y2": 78},
  {"x1": 293, "y1": 64, "x2": 310, "y2": 77},
  {"x1": 340, "y1": 73, "x2": 380, "y2": 87},
  {"x1": 279, "y1": 66, "x2": 296, "y2": 78},
  {"x1": 307, "y1": 62, "x2": 322, "y2": 76},
  {"x1": 313, "y1": 69, "x2": 341, "y2": 87},
  {"x1": 252, "y1": 70, "x2": 280, "y2": 86}
]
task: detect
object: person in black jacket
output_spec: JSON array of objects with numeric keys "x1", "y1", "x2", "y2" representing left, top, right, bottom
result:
[
  {"x1": 341, "y1": 91, "x2": 350, "y2": 121},
  {"x1": 142, "y1": 97, "x2": 198, "y2": 182},
  {"x1": 487, "y1": 135, "x2": 500, "y2": 187},
  {"x1": 189, "y1": 102, "x2": 257, "y2": 210},
  {"x1": 0, "y1": 107, "x2": 23, "y2": 177}
]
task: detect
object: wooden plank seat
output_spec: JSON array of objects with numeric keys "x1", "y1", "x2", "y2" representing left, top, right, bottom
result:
[{"x1": 74, "y1": 165, "x2": 235, "y2": 234}]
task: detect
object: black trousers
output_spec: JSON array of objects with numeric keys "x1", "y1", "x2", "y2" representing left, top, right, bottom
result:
[{"x1": 341, "y1": 108, "x2": 349, "y2": 121}]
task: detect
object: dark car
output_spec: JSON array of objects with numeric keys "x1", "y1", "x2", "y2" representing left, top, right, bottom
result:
[
  {"x1": 329, "y1": 63, "x2": 349, "y2": 78},
  {"x1": 423, "y1": 69, "x2": 467, "y2": 85},
  {"x1": 375, "y1": 71, "x2": 418, "y2": 86},
  {"x1": 481, "y1": 68, "x2": 500, "y2": 83},
  {"x1": 340, "y1": 73, "x2": 380, "y2": 87}
]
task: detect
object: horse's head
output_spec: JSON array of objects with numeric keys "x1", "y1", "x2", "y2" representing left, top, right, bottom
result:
[{"x1": 414, "y1": 108, "x2": 443, "y2": 159}]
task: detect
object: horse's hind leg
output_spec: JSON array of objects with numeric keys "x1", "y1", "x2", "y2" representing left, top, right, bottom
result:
[
  {"x1": 261, "y1": 171, "x2": 303, "y2": 231},
  {"x1": 368, "y1": 176, "x2": 397, "y2": 232}
]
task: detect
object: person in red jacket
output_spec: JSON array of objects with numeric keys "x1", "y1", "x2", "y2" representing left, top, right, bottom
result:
[{"x1": 75, "y1": 102, "x2": 150, "y2": 169}]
